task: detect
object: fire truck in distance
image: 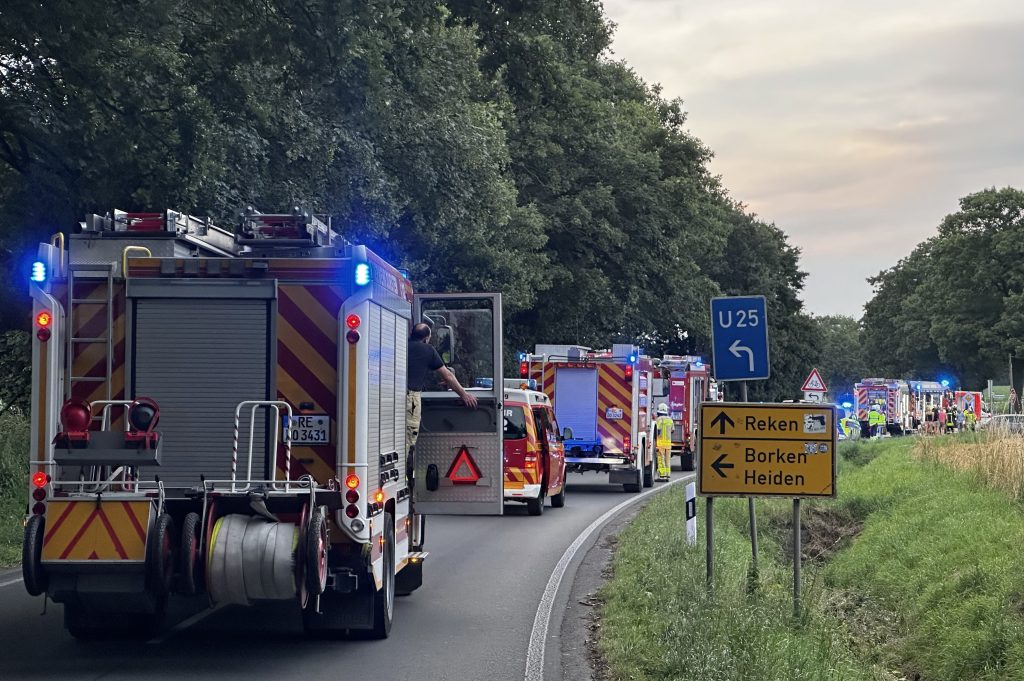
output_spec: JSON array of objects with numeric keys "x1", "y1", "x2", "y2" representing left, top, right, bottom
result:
[
  {"x1": 522, "y1": 345, "x2": 655, "y2": 491},
  {"x1": 650, "y1": 355, "x2": 711, "y2": 471},
  {"x1": 23, "y1": 208, "x2": 505, "y2": 638}
]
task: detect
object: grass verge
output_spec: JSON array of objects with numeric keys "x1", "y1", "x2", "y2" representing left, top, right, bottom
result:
[
  {"x1": 826, "y1": 438, "x2": 1024, "y2": 679},
  {"x1": 597, "y1": 482, "x2": 877, "y2": 680},
  {"x1": 598, "y1": 436, "x2": 1024, "y2": 680},
  {"x1": 0, "y1": 413, "x2": 29, "y2": 567}
]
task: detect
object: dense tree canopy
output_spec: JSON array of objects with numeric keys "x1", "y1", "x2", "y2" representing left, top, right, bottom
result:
[
  {"x1": 862, "y1": 187, "x2": 1024, "y2": 390},
  {"x1": 1, "y1": 0, "x2": 817, "y2": 401}
]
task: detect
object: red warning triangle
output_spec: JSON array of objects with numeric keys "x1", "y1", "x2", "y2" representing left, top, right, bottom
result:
[
  {"x1": 801, "y1": 368, "x2": 827, "y2": 392},
  {"x1": 445, "y1": 446, "x2": 483, "y2": 485}
]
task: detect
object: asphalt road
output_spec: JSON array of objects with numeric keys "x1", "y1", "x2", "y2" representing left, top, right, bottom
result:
[{"x1": 0, "y1": 472, "x2": 689, "y2": 681}]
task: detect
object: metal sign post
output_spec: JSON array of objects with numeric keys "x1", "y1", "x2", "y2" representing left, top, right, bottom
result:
[
  {"x1": 793, "y1": 498, "x2": 802, "y2": 617},
  {"x1": 707, "y1": 295, "x2": 771, "y2": 593}
]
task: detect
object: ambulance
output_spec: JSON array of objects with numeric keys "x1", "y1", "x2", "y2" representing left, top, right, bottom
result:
[
  {"x1": 22, "y1": 208, "x2": 506, "y2": 638},
  {"x1": 501, "y1": 379, "x2": 567, "y2": 515},
  {"x1": 522, "y1": 345, "x2": 655, "y2": 491}
]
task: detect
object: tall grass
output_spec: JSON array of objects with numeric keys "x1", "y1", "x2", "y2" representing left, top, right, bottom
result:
[
  {"x1": 915, "y1": 432, "x2": 1024, "y2": 501},
  {"x1": 0, "y1": 413, "x2": 29, "y2": 566}
]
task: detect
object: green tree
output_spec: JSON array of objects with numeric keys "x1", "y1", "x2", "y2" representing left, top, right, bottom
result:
[{"x1": 812, "y1": 315, "x2": 867, "y2": 397}]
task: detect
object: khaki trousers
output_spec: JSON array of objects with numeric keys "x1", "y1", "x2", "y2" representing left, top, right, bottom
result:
[{"x1": 406, "y1": 391, "x2": 421, "y2": 451}]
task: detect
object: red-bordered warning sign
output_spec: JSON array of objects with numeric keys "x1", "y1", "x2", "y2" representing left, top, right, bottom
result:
[
  {"x1": 446, "y1": 446, "x2": 483, "y2": 485},
  {"x1": 801, "y1": 368, "x2": 827, "y2": 392}
]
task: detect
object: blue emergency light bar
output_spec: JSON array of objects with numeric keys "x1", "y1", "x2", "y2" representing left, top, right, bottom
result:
[
  {"x1": 354, "y1": 263, "x2": 371, "y2": 286},
  {"x1": 30, "y1": 261, "x2": 46, "y2": 283}
]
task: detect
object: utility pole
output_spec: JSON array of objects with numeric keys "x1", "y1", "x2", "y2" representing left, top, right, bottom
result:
[{"x1": 1010, "y1": 355, "x2": 1015, "y2": 414}]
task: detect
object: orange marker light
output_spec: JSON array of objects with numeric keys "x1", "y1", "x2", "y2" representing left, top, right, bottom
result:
[
  {"x1": 374, "y1": 490, "x2": 385, "y2": 503},
  {"x1": 345, "y1": 474, "x2": 360, "y2": 490},
  {"x1": 35, "y1": 311, "x2": 52, "y2": 328}
]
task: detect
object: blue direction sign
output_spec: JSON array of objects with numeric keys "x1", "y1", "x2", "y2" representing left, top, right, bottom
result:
[{"x1": 710, "y1": 295, "x2": 769, "y2": 381}]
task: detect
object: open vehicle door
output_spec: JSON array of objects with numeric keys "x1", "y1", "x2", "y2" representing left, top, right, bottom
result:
[{"x1": 412, "y1": 293, "x2": 503, "y2": 515}]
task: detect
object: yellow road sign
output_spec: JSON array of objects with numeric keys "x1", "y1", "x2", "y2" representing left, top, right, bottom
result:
[{"x1": 698, "y1": 402, "x2": 836, "y2": 498}]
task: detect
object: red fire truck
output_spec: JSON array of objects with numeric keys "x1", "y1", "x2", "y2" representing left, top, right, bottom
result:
[
  {"x1": 651, "y1": 355, "x2": 711, "y2": 471},
  {"x1": 522, "y1": 345, "x2": 655, "y2": 491},
  {"x1": 22, "y1": 208, "x2": 506, "y2": 638}
]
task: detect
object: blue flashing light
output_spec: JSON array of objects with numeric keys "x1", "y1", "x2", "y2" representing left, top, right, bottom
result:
[
  {"x1": 940, "y1": 379, "x2": 950, "y2": 388},
  {"x1": 842, "y1": 401, "x2": 853, "y2": 409},
  {"x1": 518, "y1": 352, "x2": 527, "y2": 362},
  {"x1": 628, "y1": 353, "x2": 638, "y2": 364},
  {"x1": 30, "y1": 261, "x2": 46, "y2": 283},
  {"x1": 354, "y1": 263, "x2": 371, "y2": 287}
]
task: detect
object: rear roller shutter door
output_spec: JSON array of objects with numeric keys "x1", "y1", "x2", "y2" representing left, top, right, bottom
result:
[{"x1": 133, "y1": 298, "x2": 271, "y2": 488}]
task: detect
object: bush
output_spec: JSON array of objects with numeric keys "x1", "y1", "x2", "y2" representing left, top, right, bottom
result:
[{"x1": 0, "y1": 413, "x2": 29, "y2": 566}]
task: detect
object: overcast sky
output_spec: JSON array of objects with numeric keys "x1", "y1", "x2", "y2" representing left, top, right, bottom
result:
[{"x1": 603, "y1": 0, "x2": 1024, "y2": 318}]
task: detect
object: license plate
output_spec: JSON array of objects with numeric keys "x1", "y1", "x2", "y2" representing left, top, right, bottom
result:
[{"x1": 284, "y1": 414, "x2": 330, "y2": 444}]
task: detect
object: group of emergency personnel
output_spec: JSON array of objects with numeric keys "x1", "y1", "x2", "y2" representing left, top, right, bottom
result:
[{"x1": 924, "y1": 403, "x2": 976, "y2": 434}]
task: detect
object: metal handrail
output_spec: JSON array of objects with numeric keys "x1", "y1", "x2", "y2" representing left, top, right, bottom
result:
[
  {"x1": 49, "y1": 232, "x2": 65, "y2": 277},
  {"x1": 231, "y1": 400, "x2": 293, "y2": 493},
  {"x1": 120, "y1": 245, "x2": 152, "y2": 278}
]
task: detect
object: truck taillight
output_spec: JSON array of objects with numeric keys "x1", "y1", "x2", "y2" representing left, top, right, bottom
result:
[
  {"x1": 624, "y1": 365, "x2": 634, "y2": 381},
  {"x1": 346, "y1": 329, "x2": 360, "y2": 344},
  {"x1": 345, "y1": 474, "x2": 360, "y2": 490},
  {"x1": 35, "y1": 310, "x2": 52, "y2": 341},
  {"x1": 519, "y1": 361, "x2": 529, "y2": 378},
  {"x1": 31, "y1": 471, "x2": 49, "y2": 488},
  {"x1": 624, "y1": 435, "x2": 632, "y2": 456},
  {"x1": 346, "y1": 314, "x2": 361, "y2": 330}
]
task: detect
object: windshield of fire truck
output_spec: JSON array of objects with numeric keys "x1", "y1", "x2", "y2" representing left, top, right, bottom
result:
[{"x1": 421, "y1": 298, "x2": 495, "y2": 392}]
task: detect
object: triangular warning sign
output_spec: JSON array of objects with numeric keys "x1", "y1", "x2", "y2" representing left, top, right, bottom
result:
[
  {"x1": 801, "y1": 368, "x2": 827, "y2": 392},
  {"x1": 445, "y1": 446, "x2": 483, "y2": 485}
]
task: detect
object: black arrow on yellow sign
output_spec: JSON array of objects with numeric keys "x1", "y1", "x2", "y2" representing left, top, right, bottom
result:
[
  {"x1": 710, "y1": 453, "x2": 734, "y2": 478},
  {"x1": 710, "y1": 411, "x2": 735, "y2": 435}
]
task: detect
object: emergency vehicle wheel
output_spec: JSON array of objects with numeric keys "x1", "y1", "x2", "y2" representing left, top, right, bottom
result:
[
  {"x1": 22, "y1": 514, "x2": 47, "y2": 597},
  {"x1": 146, "y1": 513, "x2": 176, "y2": 599},
  {"x1": 304, "y1": 507, "x2": 328, "y2": 596},
  {"x1": 179, "y1": 512, "x2": 203, "y2": 595},
  {"x1": 526, "y1": 491, "x2": 545, "y2": 516},
  {"x1": 370, "y1": 512, "x2": 396, "y2": 639},
  {"x1": 643, "y1": 452, "x2": 654, "y2": 488},
  {"x1": 550, "y1": 484, "x2": 566, "y2": 508}
]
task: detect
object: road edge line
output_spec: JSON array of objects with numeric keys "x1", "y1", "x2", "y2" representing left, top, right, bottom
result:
[
  {"x1": 524, "y1": 475, "x2": 693, "y2": 681},
  {"x1": 0, "y1": 576, "x2": 23, "y2": 589}
]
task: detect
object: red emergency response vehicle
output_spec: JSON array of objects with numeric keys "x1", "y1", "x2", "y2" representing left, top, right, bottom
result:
[
  {"x1": 855, "y1": 378, "x2": 914, "y2": 436},
  {"x1": 523, "y1": 345, "x2": 655, "y2": 492},
  {"x1": 954, "y1": 390, "x2": 983, "y2": 419},
  {"x1": 651, "y1": 355, "x2": 710, "y2": 471},
  {"x1": 501, "y1": 380, "x2": 567, "y2": 515},
  {"x1": 22, "y1": 209, "x2": 506, "y2": 638}
]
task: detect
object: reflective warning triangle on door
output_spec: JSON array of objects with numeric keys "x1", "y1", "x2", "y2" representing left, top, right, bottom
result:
[{"x1": 445, "y1": 446, "x2": 483, "y2": 485}]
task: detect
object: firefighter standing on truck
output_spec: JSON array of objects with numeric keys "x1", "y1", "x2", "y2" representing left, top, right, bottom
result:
[
  {"x1": 406, "y1": 323, "x2": 477, "y2": 454},
  {"x1": 654, "y1": 403, "x2": 673, "y2": 481}
]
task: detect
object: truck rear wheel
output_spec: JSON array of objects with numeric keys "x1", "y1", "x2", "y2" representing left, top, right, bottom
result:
[
  {"x1": 643, "y1": 452, "x2": 654, "y2": 488},
  {"x1": 145, "y1": 513, "x2": 176, "y2": 600},
  {"x1": 369, "y1": 512, "x2": 396, "y2": 639},
  {"x1": 22, "y1": 514, "x2": 47, "y2": 597}
]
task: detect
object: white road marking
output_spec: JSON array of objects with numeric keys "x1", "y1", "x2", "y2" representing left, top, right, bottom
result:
[
  {"x1": 147, "y1": 604, "x2": 226, "y2": 644},
  {"x1": 524, "y1": 474, "x2": 695, "y2": 681},
  {"x1": 0, "y1": 577, "x2": 23, "y2": 589}
]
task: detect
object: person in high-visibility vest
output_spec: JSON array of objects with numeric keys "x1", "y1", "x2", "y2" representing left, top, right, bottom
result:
[
  {"x1": 964, "y1": 407, "x2": 977, "y2": 431},
  {"x1": 868, "y1": 405, "x2": 886, "y2": 437},
  {"x1": 654, "y1": 403, "x2": 674, "y2": 481}
]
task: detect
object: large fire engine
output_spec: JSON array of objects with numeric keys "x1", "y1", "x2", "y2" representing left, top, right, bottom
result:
[
  {"x1": 651, "y1": 355, "x2": 710, "y2": 471},
  {"x1": 522, "y1": 345, "x2": 655, "y2": 491},
  {"x1": 855, "y1": 378, "x2": 918, "y2": 435},
  {"x1": 22, "y1": 209, "x2": 505, "y2": 638}
]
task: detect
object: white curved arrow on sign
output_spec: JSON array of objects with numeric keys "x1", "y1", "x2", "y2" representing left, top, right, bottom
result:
[{"x1": 729, "y1": 339, "x2": 755, "y2": 372}]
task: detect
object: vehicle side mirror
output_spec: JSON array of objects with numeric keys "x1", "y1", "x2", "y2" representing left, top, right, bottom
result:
[
  {"x1": 562, "y1": 426, "x2": 574, "y2": 441},
  {"x1": 433, "y1": 325, "x2": 455, "y2": 364}
]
